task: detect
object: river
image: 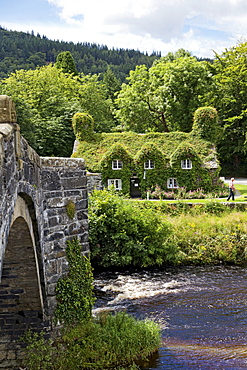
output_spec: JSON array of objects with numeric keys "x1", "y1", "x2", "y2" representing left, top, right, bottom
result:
[{"x1": 93, "y1": 265, "x2": 247, "y2": 369}]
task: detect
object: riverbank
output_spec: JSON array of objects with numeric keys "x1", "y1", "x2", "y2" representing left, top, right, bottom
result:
[
  {"x1": 89, "y1": 190, "x2": 247, "y2": 269},
  {"x1": 130, "y1": 199, "x2": 247, "y2": 266}
]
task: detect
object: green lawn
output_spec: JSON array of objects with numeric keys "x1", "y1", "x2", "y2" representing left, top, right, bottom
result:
[{"x1": 234, "y1": 184, "x2": 247, "y2": 201}]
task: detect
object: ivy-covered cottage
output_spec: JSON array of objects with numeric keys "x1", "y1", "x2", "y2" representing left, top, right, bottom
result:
[{"x1": 72, "y1": 108, "x2": 222, "y2": 198}]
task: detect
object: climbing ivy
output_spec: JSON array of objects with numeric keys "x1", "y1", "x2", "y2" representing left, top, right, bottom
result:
[
  {"x1": 100, "y1": 143, "x2": 133, "y2": 194},
  {"x1": 54, "y1": 238, "x2": 95, "y2": 325},
  {"x1": 135, "y1": 142, "x2": 168, "y2": 194},
  {"x1": 72, "y1": 112, "x2": 95, "y2": 141},
  {"x1": 192, "y1": 107, "x2": 221, "y2": 143},
  {"x1": 170, "y1": 142, "x2": 213, "y2": 191}
]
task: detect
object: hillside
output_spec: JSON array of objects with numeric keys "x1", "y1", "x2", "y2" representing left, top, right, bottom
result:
[{"x1": 0, "y1": 26, "x2": 160, "y2": 81}]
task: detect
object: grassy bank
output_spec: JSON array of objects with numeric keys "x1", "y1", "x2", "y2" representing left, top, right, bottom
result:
[
  {"x1": 131, "y1": 199, "x2": 247, "y2": 265},
  {"x1": 23, "y1": 312, "x2": 161, "y2": 370},
  {"x1": 165, "y1": 211, "x2": 247, "y2": 265},
  {"x1": 89, "y1": 190, "x2": 247, "y2": 268}
]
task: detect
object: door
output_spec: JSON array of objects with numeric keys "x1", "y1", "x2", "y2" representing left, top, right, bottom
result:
[{"x1": 130, "y1": 177, "x2": 141, "y2": 198}]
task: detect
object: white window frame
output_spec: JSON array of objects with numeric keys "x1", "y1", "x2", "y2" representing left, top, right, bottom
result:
[
  {"x1": 112, "y1": 159, "x2": 123, "y2": 170},
  {"x1": 181, "y1": 159, "x2": 192, "y2": 169},
  {"x1": 167, "y1": 178, "x2": 179, "y2": 189},
  {"x1": 144, "y1": 160, "x2": 155, "y2": 169},
  {"x1": 107, "y1": 179, "x2": 122, "y2": 190}
]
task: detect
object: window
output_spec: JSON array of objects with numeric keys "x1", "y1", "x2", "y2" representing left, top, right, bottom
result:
[
  {"x1": 144, "y1": 160, "x2": 155, "y2": 169},
  {"x1": 181, "y1": 159, "x2": 192, "y2": 169},
  {"x1": 167, "y1": 178, "x2": 179, "y2": 189},
  {"x1": 108, "y1": 179, "x2": 122, "y2": 190},
  {"x1": 112, "y1": 160, "x2": 123, "y2": 170}
]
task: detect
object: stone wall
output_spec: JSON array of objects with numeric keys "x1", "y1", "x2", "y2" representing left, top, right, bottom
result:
[
  {"x1": 41, "y1": 157, "x2": 88, "y2": 317},
  {"x1": 87, "y1": 171, "x2": 102, "y2": 193},
  {"x1": 0, "y1": 96, "x2": 89, "y2": 368}
]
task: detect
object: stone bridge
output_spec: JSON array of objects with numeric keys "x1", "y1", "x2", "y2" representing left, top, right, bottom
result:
[{"x1": 0, "y1": 95, "x2": 88, "y2": 368}]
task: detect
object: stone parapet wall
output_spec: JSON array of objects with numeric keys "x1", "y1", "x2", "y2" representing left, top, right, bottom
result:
[
  {"x1": 41, "y1": 157, "x2": 88, "y2": 316},
  {"x1": 87, "y1": 171, "x2": 102, "y2": 193}
]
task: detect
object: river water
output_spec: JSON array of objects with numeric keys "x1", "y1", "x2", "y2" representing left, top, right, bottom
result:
[{"x1": 93, "y1": 265, "x2": 247, "y2": 369}]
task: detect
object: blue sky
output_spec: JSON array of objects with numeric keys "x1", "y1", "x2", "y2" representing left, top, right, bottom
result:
[{"x1": 1, "y1": 0, "x2": 247, "y2": 58}]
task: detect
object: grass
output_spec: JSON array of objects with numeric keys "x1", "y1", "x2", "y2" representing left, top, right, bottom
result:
[
  {"x1": 234, "y1": 184, "x2": 247, "y2": 201},
  {"x1": 22, "y1": 312, "x2": 161, "y2": 370},
  {"x1": 129, "y1": 196, "x2": 247, "y2": 265},
  {"x1": 166, "y1": 210, "x2": 247, "y2": 265}
]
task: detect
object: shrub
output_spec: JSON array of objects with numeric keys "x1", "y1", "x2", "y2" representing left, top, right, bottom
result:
[
  {"x1": 148, "y1": 184, "x2": 227, "y2": 200},
  {"x1": 192, "y1": 106, "x2": 220, "y2": 143},
  {"x1": 72, "y1": 112, "x2": 95, "y2": 141},
  {"x1": 54, "y1": 238, "x2": 95, "y2": 325},
  {"x1": 89, "y1": 189, "x2": 176, "y2": 267}
]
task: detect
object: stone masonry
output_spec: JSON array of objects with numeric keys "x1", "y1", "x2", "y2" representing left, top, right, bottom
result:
[{"x1": 0, "y1": 95, "x2": 89, "y2": 368}]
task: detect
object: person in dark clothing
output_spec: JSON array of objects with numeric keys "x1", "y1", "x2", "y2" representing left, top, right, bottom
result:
[{"x1": 227, "y1": 178, "x2": 235, "y2": 201}]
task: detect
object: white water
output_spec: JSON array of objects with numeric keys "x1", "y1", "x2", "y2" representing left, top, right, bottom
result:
[{"x1": 93, "y1": 266, "x2": 247, "y2": 369}]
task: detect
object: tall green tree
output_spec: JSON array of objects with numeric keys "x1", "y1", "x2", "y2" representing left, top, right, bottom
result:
[
  {"x1": 0, "y1": 64, "x2": 115, "y2": 155},
  {"x1": 1, "y1": 64, "x2": 81, "y2": 156},
  {"x1": 115, "y1": 52, "x2": 213, "y2": 133},
  {"x1": 55, "y1": 51, "x2": 78, "y2": 75},
  {"x1": 102, "y1": 66, "x2": 121, "y2": 101},
  {"x1": 78, "y1": 74, "x2": 115, "y2": 132},
  {"x1": 206, "y1": 41, "x2": 247, "y2": 173}
]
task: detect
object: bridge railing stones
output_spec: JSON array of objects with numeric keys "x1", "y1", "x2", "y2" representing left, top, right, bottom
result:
[{"x1": 41, "y1": 156, "x2": 88, "y2": 316}]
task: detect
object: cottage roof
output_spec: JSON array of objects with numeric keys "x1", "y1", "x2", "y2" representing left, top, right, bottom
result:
[{"x1": 72, "y1": 131, "x2": 219, "y2": 172}]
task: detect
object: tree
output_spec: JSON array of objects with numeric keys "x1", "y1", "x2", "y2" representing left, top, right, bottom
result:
[
  {"x1": 55, "y1": 51, "x2": 78, "y2": 75},
  {"x1": 206, "y1": 41, "x2": 247, "y2": 174},
  {"x1": 102, "y1": 66, "x2": 121, "y2": 101},
  {"x1": 78, "y1": 74, "x2": 115, "y2": 132},
  {"x1": 0, "y1": 64, "x2": 116, "y2": 155},
  {"x1": 115, "y1": 53, "x2": 213, "y2": 133},
  {"x1": 1, "y1": 64, "x2": 81, "y2": 156}
]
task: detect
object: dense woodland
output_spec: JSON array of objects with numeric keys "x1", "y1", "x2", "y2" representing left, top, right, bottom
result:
[
  {"x1": 0, "y1": 26, "x2": 160, "y2": 81},
  {"x1": 1, "y1": 27, "x2": 247, "y2": 175}
]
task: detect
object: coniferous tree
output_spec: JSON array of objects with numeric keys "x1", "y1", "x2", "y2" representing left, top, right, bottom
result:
[{"x1": 55, "y1": 51, "x2": 78, "y2": 75}]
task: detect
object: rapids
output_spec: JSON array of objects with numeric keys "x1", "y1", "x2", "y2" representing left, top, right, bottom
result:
[{"x1": 93, "y1": 265, "x2": 247, "y2": 369}]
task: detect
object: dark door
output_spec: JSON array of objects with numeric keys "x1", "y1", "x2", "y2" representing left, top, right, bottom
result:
[{"x1": 130, "y1": 177, "x2": 141, "y2": 198}]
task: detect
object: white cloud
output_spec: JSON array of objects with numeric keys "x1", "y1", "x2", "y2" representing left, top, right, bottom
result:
[
  {"x1": 44, "y1": 0, "x2": 247, "y2": 56},
  {"x1": 3, "y1": 0, "x2": 247, "y2": 58}
]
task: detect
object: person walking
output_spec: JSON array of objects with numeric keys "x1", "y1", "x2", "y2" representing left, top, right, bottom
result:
[{"x1": 227, "y1": 177, "x2": 235, "y2": 201}]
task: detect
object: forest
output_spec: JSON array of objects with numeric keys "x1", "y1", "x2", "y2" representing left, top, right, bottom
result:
[
  {"x1": 0, "y1": 26, "x2": 160, "y2": 81},
  {"x1": 1, "y1": 27, "x2": 247, "y2": 175}
]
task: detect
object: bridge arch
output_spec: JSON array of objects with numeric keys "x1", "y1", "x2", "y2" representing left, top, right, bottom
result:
[{"x1": 0, "y1": 194, "x2": 46, "y2": 344}]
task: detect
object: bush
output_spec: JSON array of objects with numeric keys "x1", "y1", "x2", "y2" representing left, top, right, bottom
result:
[
  {"x1": 89, "y1": 189, "x2": 176, "y2": 267},
  {"x1": 192, "y1": 106, "x2": 220, "y2": 143},
  {"x1": 72, "y1": 112, "x2": 95, "y2": 141},
  {"x1": 22, "y1": 312, "x2": 161, "y2": 370},
  {"x1": 55, "y1": 239, "x2": 95, "y2": 325},
  {"x1": 148, "y1": 183, "x2": 228, "y2": 200}
]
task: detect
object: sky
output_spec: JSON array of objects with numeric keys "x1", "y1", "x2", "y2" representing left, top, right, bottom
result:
[{"x1": 1, "y1": 0, "x2": 247, "y2": 58}]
